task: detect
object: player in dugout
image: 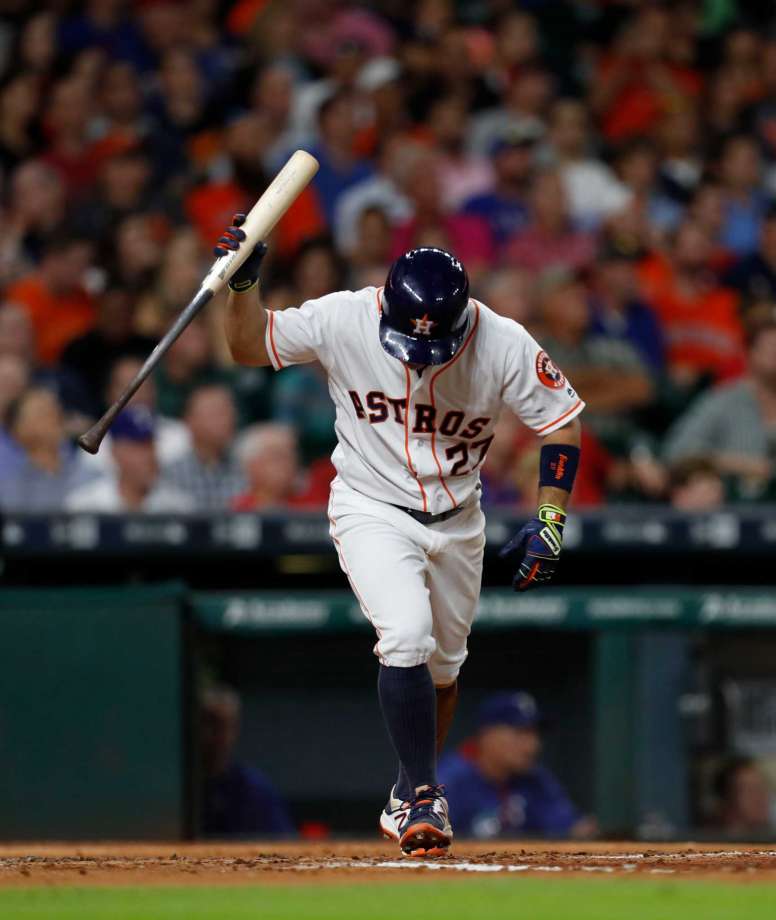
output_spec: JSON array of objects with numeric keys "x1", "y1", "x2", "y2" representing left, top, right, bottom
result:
[
  {"x1": 439, "y1": 691, "x2": 596, "y2": 839},
  {"x1": 217, "y1": 215, "x2": 583, "y2": 857}
]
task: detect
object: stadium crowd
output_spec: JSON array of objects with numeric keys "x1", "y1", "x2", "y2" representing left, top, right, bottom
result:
[{"x1": 1, "y1": 0, "x2": 776, "y2": 514}]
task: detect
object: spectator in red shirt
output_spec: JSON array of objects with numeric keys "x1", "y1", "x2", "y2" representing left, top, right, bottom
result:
[
  {"x1": 390, "y1": 148, "x2": 495, "y2": 279},
  {"x1": 232, "y1": 423, "x2": 333, "y2": 511},
  {"x1": 591, "y1": 6, "x2": 701, "y2": 144},
  {"x1": 503, "y1": 169, "x2": 596, "y2": 274},
  {"x1": 638, "y1": 220, "x2": 746, "y2": 387}
]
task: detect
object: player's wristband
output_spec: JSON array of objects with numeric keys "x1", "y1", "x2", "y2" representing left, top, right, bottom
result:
[
  {"x1": 539, "y1": 443, "x2": 579, "y2": 492},
  {"x1": 228, "y1": 276, "x2": 259, "y2": 294}
]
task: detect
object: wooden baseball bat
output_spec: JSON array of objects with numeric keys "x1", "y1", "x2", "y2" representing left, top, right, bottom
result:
[{"x1": 77, "y1": 150, "x2": 319, "y2": 454}]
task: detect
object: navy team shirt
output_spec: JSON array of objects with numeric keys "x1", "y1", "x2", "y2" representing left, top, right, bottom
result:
[{"x1": 439, "y1": 749, "x2": 580, "y2": 839}]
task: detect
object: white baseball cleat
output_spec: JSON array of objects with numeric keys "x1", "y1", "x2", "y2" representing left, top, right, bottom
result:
[{"x1": 379, "y1": 785, "x2": 411, "y2": 842}]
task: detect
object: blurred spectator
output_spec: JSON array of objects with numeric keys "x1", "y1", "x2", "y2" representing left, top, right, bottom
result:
[
  {"x1": 0, "y1": 387, "x2": 97, "y2": 512},
  {"x1": 307, "y1": 91, "x2": 374, "y2": 225},
  {"x1": 161, "y1": 384, "x2": 246, "y2": 511},
  {"x1": 333, "y1": 135, "x2": 414, "y2": 256},
  {"x1": 0, "y1": 72, "x2": 40, "y2": 175},
  {"x1": 546, "y1": 98, "x2": 630, "y2": 229},
  {"x1": 5, "y1": 234, "x2": 95, "y2": 366},
  {"x1": 664, "y1": 321, "x2": 776, "y2": 500},
  {"x1": 439, "y1": 692, "x2": 596, "y2": 839},
  {"x1": 0, "y1": 352, "x2": 29, "y2": 476},
  {"x1": 638, "y1": 220, "x2": 745, "y2": 386},
  {"x1": 461, "y1": 125, "x2": 538, "y2": 249},
  {"x1": 103, "y1": 356, "x2": 190, "y2": 467},
  {"x1": 350, "y1": 204, "x2": 394, "y2": 285},
  {"x1": 66, "y1": 405, "x2": 193, "y2": 513},
  {"x1": 1, "y1": 159, "x2": 67, "y2": 275},
  {"x1": 590, "y1": 6, "x2": 700, "y2": 144},
  {"x1": 469, "y1": 65, "x2": 551, "y2": 157},
  {"x1": 201, "y1": 684, "x2": 294, "y2": 838},
  {"x1": 153, "y1": 316, "x2": 234, "y2": 420},
  {"x1": 424, "y1": 93, "x2": 493, "y2": 210},
  {"x1": 390, "y1": 148, "x2": 494, "y2": 276},
  {"x1": 42, "y1": 76, "x2": 101, "y2": 198},
  {"x1": 668, "y1": 457, "x2": 725, "y2": 511},
  {"x1": 724, "y1": 206, "x2": 776, "y2": 302},
  {"x1": 717, "y1": 134, "x2": 770, "y2": 257},
  {"x1": 186, "y1": 113, "x2": 325, "y2": 262},
  {"x1": 536, "y1": 270, "x2": 653, "y2": 448},
  {"x1": 712, "y1": 757, "x2": 774, "y2": 836},
  {"x1": 590, "y1": 238, "x2": 665, "y2": 374},
  {"x1": 232, "y1": 423, "x2": 333, "y2": 511},
  {"x1": 503, "y1": 169, "x2": 596, "y2": 273},
  {"x1": 61, "y1": 286, "x2": 155, "y2": 412}
]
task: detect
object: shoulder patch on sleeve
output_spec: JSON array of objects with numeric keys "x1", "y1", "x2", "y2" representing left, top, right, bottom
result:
[{"x1": 536, "y1": 350, "x2": 566, "y2": 389}]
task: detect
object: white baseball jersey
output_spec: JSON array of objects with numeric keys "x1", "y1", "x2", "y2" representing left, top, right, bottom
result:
[{"x1": 265, "y1": 287, "x2": 584, "y2": 514}]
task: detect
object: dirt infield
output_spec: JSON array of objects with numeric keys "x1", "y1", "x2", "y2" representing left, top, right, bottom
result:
[{"x1": 1, "y1": 841, "x2": 775, "y2": 887}]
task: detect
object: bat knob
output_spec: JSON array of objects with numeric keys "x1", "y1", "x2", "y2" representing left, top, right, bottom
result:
[{"x1": 77, "y1": 430, "x2": 102, "y2": 455}]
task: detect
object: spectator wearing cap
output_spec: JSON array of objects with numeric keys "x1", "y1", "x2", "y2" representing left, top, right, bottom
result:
[
  {"x1": 460, "y1": 125, "x2": 538, "y2": 249},
  {"x1": 66, "y1": 406, "x2": 193, "y2": 513},
  {"x1": 438, "y1": 692, "x2": 595, "y2": 839},
  {"x1": 160, "y1": 384, "x2": 246, "y2": 512},
  {"x1": 589, "y1": 239, "x2": 665, "y2": 374},
  {"x1": 0, "y1": 387, "x2": 98, "y2": 512},
  {"x1": 545, "y1": 98, "x2": 630, "y2": 230},
  {"x1": 664, "y1": 321, "x2": 776, "y2": 500}
]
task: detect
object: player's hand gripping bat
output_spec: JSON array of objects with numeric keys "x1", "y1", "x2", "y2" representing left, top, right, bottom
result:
[{"x1": 77, "y1": 149, "x2": 319, "y2": 454}]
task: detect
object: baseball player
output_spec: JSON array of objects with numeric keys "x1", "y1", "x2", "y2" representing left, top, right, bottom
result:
[{"x1": 217, "y1": 215, "x2": 583, "y2": 856}]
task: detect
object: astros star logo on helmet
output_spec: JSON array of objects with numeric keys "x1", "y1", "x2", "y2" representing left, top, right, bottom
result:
[{"x1": 412, "y1": 314, "x2": 436, "y2": 336}]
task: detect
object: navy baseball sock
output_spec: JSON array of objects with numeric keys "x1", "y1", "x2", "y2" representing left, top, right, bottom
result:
[{"x1": 378, "y1": 664, "x2": 436, "y2": 801}]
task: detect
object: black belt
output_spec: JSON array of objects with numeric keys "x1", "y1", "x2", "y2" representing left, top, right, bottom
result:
[{"x1": 393, "y1": 504, "x2": 465, "y2": 525}]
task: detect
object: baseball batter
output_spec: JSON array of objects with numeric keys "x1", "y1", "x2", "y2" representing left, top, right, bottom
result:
[{"x1": 217, "y1": 215, "x2": 583, "y2": 857}]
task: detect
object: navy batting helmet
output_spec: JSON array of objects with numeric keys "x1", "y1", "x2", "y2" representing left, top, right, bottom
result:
[{"x1": 380, "y1": 248, "x2": 470, "y2": 365}]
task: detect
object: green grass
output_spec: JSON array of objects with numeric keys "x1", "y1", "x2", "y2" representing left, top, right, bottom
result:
[{"x1": 1, "y1": 878, "x2": 775, "y2": 920}]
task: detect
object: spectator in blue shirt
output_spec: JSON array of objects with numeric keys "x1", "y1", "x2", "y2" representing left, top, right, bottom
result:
[
  {"x1": 460, "y1": 124, "x2": 539, "y2": 249},
  {"x1": 718, "y1": 134, "x2": 771, "y2": 257},
  {"x1": 724, "y1": 206, "x2": 776, "y2": 302},
  {"x1": 439, "y1": 691, "x2": 596, "y2": 839},
  {"x1": 201, "y1": 685, "x2": 294, "y2": 838},
  {"x1": 589, "y1": 237, "x2": 665, "y2": 375},
  {"x1": 308, "y1": 92, "x2": 374, "y2": 225}
]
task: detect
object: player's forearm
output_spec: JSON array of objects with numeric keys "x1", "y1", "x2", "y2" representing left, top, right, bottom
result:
[
  {"x1": 225, "y1": 286, "x2": 272, "y2": 366},
  {"x1": 536, "y1": 418, "x2": 581, "y2": 512}
]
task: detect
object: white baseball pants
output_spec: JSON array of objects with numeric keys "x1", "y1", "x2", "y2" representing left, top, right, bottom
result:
[{"x1": 327, "y1": 478, "x2": 486, "y2": 685}]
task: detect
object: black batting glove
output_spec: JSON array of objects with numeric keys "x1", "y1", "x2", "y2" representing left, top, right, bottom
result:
[
  {"x1": 499, "y1": 504, "x2": 566, "y2": 591},
  {"x1": 214, "y1": 213, "x2": 268, "y2": 293}
]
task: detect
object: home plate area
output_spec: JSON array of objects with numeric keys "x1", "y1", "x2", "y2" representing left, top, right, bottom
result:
[{"x1": 2, "y1": 842, "x2": 776, "y2": 886}]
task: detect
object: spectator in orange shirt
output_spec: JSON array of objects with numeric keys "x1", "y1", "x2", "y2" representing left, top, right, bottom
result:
[
  {"x1": 638, "y1": 220, "x2": 746, "y2": 387},
  {"x1": 185, "y1": 114, "x2": 325, "y2": 262},
  {"x1": 5, "y1": 234, "x2": 95, "y2": 366}
]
